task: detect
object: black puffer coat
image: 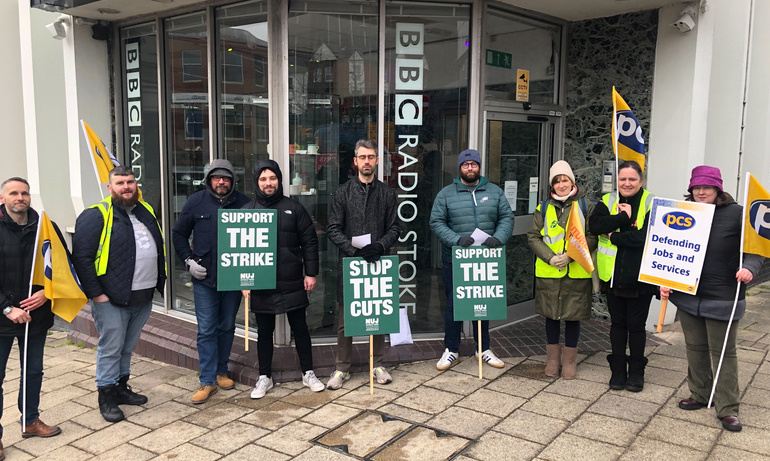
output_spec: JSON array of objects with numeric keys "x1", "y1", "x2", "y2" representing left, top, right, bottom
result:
[
  {"x1": 72, "y1": 198, "x2": 166, "y2": 306},
  {"x1": 244, "y1": 160, "x2": 319, "y2": 314},
  {"x1": 0, "y1": 206, "x2": 54, "y2": 336}
]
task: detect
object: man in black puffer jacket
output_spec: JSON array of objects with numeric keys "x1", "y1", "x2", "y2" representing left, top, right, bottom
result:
[
  {"x1": 325, "y1": 139, "x2": 401, "y2": 390},
  {"x1": 0, "y1": 177, "x2": 62, "y2": 447},
  {"x1": 242, "y1": 159, "x2": 323, "y2": 399},
  {"x1": 172, "y1": 159, "x2": 250, "y2": 404},
  {"x1": 73, "y1": 167, "x2": 165, "y2": 423}
]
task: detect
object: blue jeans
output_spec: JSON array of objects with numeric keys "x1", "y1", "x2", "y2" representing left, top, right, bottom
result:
[
  {"x1": 442, "y1": 261, "x2": 490, "y2": 353},
  {"x1": 193, "y1": 284, "x2": 241, "y2": 386},
  {"x1": 91, "y1": 299, "x2": 152, "y2": 388},
  {"x1": 0, "y1": 330, "x2": 47, "y2": 435}
]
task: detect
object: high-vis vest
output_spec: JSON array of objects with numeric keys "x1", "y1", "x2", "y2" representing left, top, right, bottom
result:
[
  {"x1": 596, "y1": 190, "x2": 653, "y2": 282},
  {"x1": 88, "y1": 199, "x2": 165, "y2": 277},
  {"x1": 535, "y1": 201, "x2": 592, "y2": 279}
]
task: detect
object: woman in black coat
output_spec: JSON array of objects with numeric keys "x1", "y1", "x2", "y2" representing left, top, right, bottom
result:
[{"x1": 242, "y1": 160, "x2": 323, "y2": 399}]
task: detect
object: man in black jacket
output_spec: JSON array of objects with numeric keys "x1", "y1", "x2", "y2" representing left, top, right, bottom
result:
[
  {"x1": 0, "y1": 177, "x2": 62, "y2": 452},
  {"x1": 326, "y1": 139, "x2": 400, "y2": 390},
  {"x1": 72, "y1": 167, "x2": 166, "y2": 423},
  {"x1": 172, "y1": 159, "x2": 250, "y2": 404}
]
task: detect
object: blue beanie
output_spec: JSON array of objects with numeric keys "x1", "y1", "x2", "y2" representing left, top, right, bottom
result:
[{"x1": 457, "y1": 149, "x2": 481, "y2": 170}]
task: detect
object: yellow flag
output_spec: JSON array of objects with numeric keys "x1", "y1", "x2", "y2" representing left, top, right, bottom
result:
[
  {"x1": 31, "y1": 212, "x2": 88, "y2": 323},
  {"x1": 612, "y1": 87, "x2": 647, "y2": 171},
  {"x1": 566, "y1": 202, "x2": 595, "y2": 273},
  {"x1": 744, "y1": 173, "x2": 770, "y2": 258},
  {"x1": 81, "y1": 119, "x2": 144, "y2": 201}
]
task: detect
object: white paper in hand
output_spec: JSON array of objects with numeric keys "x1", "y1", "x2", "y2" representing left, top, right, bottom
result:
[
  {"x1": 471, "y1": 228, "x2": 491, "y2": 246},
  {"x1": 351, "y1": 234, "x2": 371, "y2": 249}
]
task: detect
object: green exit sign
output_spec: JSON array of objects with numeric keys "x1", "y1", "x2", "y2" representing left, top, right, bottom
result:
[{"x1": 485, "y1": 49, "x2": 511, "y2": 69}]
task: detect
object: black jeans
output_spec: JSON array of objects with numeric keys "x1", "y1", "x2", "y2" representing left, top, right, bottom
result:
[
  {"x1": 607, "y1": 291, "x2": 652, "y2": 358},
  {"x1": 255, "y1": 308, "x2": 313, "y2": 377}
]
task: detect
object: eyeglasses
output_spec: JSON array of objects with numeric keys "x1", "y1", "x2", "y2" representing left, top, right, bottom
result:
[
  {"x1": 211, "y1": 175, "x2": 232, "y2": 182},
  {"x1": 460, "y1": 162, "x2": 479, "y2": 170},
  {"x1": 357, "y1": 155, "x2": 377, "y2": 161}
]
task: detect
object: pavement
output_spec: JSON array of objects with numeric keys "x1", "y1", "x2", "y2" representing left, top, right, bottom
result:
[{"x1": 2, "y1": 284, "x2": 770, "y2": 460}]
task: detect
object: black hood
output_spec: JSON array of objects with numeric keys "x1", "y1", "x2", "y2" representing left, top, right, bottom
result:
[
  {"x1": 252, "y1": 159, "x2": 284, "y2": 207},
  {"x1": 205, "y1": 158, "x2": 237, "y2": 204}
]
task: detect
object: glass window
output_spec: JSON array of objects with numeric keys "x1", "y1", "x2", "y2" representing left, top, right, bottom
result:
[
  {"x1": 216, "y1": 0, "x2": 269, "y2": 199},
  {"x1": 384, "y1": 2, "x2": 471, "y2": 334},
  {"x1": 182, "y1": 50, "x2": 202, "y2": 82},
  {"x1": 289, "y1": 0, "x2": 379, "y2": 337},
  {"x1": 222, "y1": 50, "x2": 244, "y2": 84},
  {"x1": 166, "y1": 11, "x2": 209, "y2": 315},
  {"x1": 483, "y1": 7, "x2": 562, "y2": 104}
]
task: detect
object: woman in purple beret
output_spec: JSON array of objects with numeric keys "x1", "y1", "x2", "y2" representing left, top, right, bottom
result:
[{"x1": 661, "y1": 165, "x2": 764, "y2": 432}]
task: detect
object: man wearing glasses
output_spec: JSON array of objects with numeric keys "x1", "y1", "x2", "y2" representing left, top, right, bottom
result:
[
  {"x1": 172, "y1": 159, "x2": 250, "y2": 403},
  {"x1": 326, "y1": 139, "x2": 401, "y2": 390},
  {"x1": 430, "y1": 149, "x2": 514, "y2": 371}
]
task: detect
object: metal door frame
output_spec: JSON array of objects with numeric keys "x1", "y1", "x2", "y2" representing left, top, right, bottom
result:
[{"x1": 481, "y1": 106, "x2": 564, "y2": 328}]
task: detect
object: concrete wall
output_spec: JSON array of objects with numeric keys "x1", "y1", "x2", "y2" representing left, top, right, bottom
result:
[{"x1": 1, "y1": 1, "x2": 29, "y2": 181}]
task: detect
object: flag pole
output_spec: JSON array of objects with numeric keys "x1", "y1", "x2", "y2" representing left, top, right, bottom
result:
[
  {"x1": 22, "y1": 212, "x2": 44, "y2": 434},
  {"x1": 708, "y1": 172, "x2": 750, "y2": 408},
  {"x1": 609, "y1": 88, "x2": 620, "y2": 289}
]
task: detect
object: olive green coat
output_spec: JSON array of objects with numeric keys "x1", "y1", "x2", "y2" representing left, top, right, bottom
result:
[{"x1": 526, "y1": 192, "x2": 597, "y2": 321}]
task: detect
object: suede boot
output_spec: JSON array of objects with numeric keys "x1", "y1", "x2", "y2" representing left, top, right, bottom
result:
[
  {"x1": 625, "y1": 356, "x2": 648, "y2": 392},
  {"x1": 116, "y1": 375, "x2": 148, "y2": 406},
  {"x1": 607, "y1": 354, "x2": 628, "y2": 390},
  {"x1": 98, "y1": 385, "x2": 125, "y2": 423},
  {"x1": 561, "y1": 347, "x2": 578, "y2": 379},
  {"x1": 545, "y1": 344, "x2": 561, "y2": 377}
]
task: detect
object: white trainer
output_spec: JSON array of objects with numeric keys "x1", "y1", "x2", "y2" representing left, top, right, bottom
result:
[
  {"x1": 326, "y1": 370, "x2": 350, "y2": 390},
  {"x1": 476, "y1": 349, "x2": 505, "y2": 368},
  {"x1": 437, "y1": 348, "x2": 459, "y2": 371},
  {"x1": 250, "y1": 375, "x2": 274, "y2": 399},
  {"x1": 303, "y1": 370, "x2": 325, "y2": 392},
  {"x1": 373, "y1": 367, "x2": 392, "y2": 384}
]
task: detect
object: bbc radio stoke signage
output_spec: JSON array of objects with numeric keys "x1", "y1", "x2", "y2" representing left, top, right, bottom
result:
[
  {"x1": 343, "y1": 256, "x2": 400, "y2": 336},
  {"x1": 217, "y1": 209, "x2": 277, "y2": 291},
  {"x1": 452, "y1": 247, "x2": 508, "y2": 321}
]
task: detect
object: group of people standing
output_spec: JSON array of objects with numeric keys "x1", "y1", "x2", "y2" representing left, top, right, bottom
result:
[
  {"x1": 528, "y1": 159, "x2": 762, "y2": 432},
  {"x1": 0, "y1": 142, "x2": 759, "y2": 459}
]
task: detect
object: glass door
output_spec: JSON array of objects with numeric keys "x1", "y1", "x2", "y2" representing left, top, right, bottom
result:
[{"x1": 484, "y1": 111, "x2": 558, "y2": 326}]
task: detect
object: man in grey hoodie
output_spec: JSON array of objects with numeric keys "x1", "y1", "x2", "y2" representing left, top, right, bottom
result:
[{"x1": 172, "y1": 159, "x2": 250, "y2": 403}]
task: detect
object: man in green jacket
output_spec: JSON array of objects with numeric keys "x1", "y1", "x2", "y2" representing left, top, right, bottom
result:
[{"x1": 429, "y1": 149, "x2": 515, "y2": 371}]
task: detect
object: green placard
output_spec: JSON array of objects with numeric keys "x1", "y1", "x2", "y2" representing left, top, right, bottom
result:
[
  {"x1": 485, "y1": 49, "x2": 512, "y2": 69},
  {"x1": 343, "y1": 256, "x2": 400, "y2": 337},
  {"x1": 217, "y1": 209, "x2": 277, "y2": 291},
  {"x1": 452, "y1": 246, "x2": 508, "y2": 321}
]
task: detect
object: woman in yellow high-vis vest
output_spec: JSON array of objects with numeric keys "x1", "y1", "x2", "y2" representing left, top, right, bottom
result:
[
  {"x1": 528, "y1": 161, "x2": 597, "y2": 379},
  {"x1": 588, "y1": 160, "x2": 657, "y2": 393}
]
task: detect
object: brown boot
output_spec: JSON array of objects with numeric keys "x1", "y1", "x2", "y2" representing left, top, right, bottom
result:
[
  {"x1": 544, "y1": 344, "x2": 561, "y2": 377},
  {"x1": 561, "y1": 346, "x2": 578, "y2": 380}
]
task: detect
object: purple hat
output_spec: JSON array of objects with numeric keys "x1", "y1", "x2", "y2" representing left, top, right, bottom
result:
[
  {"x1": 688, "y1": 165, "x2": 723, "y2": 192},
  {"x1": 457, "y1": 149, "x2": 481, "y2": 170}
]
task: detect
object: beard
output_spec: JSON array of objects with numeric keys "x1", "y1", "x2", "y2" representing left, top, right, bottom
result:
[
  {"x1": 213, "y1": 184, "x2": 231, "y2": 197},
  {"x1": 460, "y1": 170, "x2": 479, "y2": 184},
  {"x1": 112, "y1": 189, "x2": 139, "y2": 208}
]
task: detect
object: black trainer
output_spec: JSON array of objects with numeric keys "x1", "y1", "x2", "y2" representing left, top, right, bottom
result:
[
  {"x1": 98, "y1": 385, "x2": 125, "y2": 423},
  {"x1": 116, "y1": 375, "x2": 148, "y2": 406}
]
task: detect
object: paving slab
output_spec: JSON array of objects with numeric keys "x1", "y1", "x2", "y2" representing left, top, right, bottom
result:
[
  {"x1": 126, "y1": 400, "x2": 199, "y2": 430},
  {"x1": 238, "y1": 400, "x2": 312, "y2": 430},
  {"x1": 456, "y1": 388, "x2": 525, "y2": 418},
  {"x1": 70, "y1": 420, "x2": 150, "y2": 455},
  {"x1": 588, "y1": 393, "x2": 660, "y2": 424},
  {"x1": 316, "y1": 411, "x2": 412, "y2": 458},
  {"x1": 376, "y1": 403, "x2": 433, "y2": 424},
  {"x1": 392, "y1": 386, "x2": 462, "y2": 415},
  {"x1": 301, "y1": 403, "x2": 364, "y2": 429},
  {"x1": 716, "y1": 425, "x2": 770, "y2": 456},
  {"x1": 292, "y1": 445, "x2": 358, "y2": 460},
  {"x1": 566, "y1": 412, "x2": 644, "y2": 447},
  {"x1": 426, "y1": 406, "x2": 500, "y2": 439},
  {"x1": 640, "y1": 415, "x2": 720, "y2": 451},
  {"x1": 90, "y1": 443, "x2": 155, "y2": 461},
  {"x1": 219, "y1": 443, "x2": 291, "y2": 461},
  {"x1": 484, "y1": 375, "x2": 548, "y2": 398},
  {"x1": 494, "y1": 410, "x2": 569, "y2": 444},
  {"x1": 255, "y1": 420, "x2": 327, "y2": 456},
  {"x1": 539, "y1": 432, "x2": 625, "y2": 461},
  {"x1": 462, "y1": 430, "x2": 543, "y2": 461},
  {"x1": 182, "y1": 401, "x2": 253, "y2": 429},
  {"x1": 520, "y1": 390, "x2": 592, "y2": 421},
  {"x1": 150, "y1": 442, "x2": 220, "y2": 461},
  {"x1": 131, "y1": 420, "x2": 209, "y2": 454},
  {"x1": 189, "y1": 420, "x2": 268, "y2": 455},
  {"x1": 621, "y1": 436, "x2": 708, "y2": 461},
  {"x1": 422, "y1": 370, "x2": 488, "y2": 395},
  {"x1": 371, "y1": 425, "x2": 470, "y2": 461}
]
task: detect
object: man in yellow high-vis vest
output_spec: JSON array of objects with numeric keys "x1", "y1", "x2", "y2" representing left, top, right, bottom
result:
[{"x1": 72, "y1": 166, "x2": 166, "y2": 423}]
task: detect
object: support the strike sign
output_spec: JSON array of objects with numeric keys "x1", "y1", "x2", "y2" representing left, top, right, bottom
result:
[
  {"x1": 343, "y1": 255, "x2": 399, "y2": 394},
  {"x1": 452, "y1": 246, "x2": 508, "y2": 379},
  {"x1": 217, "y1": 209, "x2": 277, "y2": 291}
]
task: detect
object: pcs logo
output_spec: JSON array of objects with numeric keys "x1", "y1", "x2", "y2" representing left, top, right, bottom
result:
[
  {"x1": 662, "y1": 211, "x2": 694, "y2": 230},
  {"x1": 749, "y1": 200, "x2": 770, "y2": 240}
]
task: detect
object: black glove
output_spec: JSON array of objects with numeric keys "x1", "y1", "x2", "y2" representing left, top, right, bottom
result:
[
  {"x1": 457, "y1": 236, "x2": 474, "y2": 247},
  {"x1": 354, "y1": 243, "x2": 384, "y2": 263},
  {"x1": 484, "y1": 237, "x2": 502, "y2": 248}
]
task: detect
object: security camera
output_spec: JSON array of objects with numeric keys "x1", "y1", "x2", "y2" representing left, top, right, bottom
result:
[
  {"x1": 45, "y1": 17, "x2": 69, "y2": 40},
  {"x1": 673, "y1": 12, "x2": 696, "y2": 33}
]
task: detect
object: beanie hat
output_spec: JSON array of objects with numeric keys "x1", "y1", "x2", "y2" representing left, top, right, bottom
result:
[
  {"x1": 457, "y1": 149, "x2": 481, "y2": 170},
  {"x1": 549, "y1": 160, "x2": 575, "y2": 185},
  {"x1": 688, "y1": 165, "x2": 723, "y2": 192}
]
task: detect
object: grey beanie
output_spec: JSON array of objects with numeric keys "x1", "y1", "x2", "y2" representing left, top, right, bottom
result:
[{"x1": 457, "y1": 149, "x2": 481, "y2": 170}]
